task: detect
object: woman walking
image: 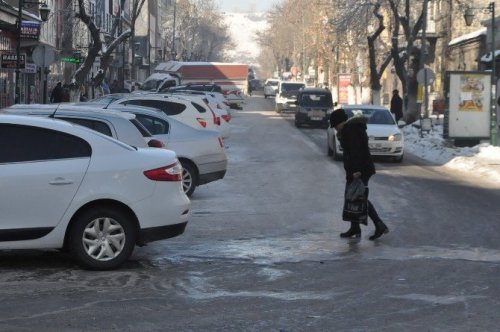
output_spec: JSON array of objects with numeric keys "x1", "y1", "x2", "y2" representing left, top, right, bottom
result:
[{"x1": 329, "y1": 109, "x2": 389, "y2": 240}]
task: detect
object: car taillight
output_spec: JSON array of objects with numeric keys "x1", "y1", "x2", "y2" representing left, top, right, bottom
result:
[
  {"x1": 143, "y1": 161, "x2": 182, "y2": 181},
  {"x1": 147, "y1": 139, "x2": 164, "y2": 148},
  {"x1": 217, "y1": 137, "x2": 224, "y2": 148},
  {"x1": 197, "y1": 118, "x2": 207, "y2": 127},
  {"x1": 221, "y1": 114, "x2": 231, "y2": 122}
]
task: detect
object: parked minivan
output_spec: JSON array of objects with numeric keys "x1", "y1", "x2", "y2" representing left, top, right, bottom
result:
[{"x1": 294, "y1": 88, "x2": 334, "y2": 128}]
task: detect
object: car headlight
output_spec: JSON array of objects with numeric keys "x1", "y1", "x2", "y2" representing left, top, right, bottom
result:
[{"x1": 388, "y1": 133, "x2": 402, "y2": 141}]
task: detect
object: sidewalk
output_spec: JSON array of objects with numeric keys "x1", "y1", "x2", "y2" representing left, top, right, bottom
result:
[{"x1": 402, "y1": 121, "x2": 500, "y2": 185}]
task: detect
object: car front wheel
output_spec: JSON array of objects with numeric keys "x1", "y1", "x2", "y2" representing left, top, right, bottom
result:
[
  {"x1": 69, "y1": 207, "x2": 136, "y2": 270},
  {"x1": 332, "y1": 140, "x2": 342, "y2": 161}
]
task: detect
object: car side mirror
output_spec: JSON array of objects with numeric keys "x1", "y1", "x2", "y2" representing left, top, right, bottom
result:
[{"x1": 397, "y1": 120, "x2": 406, "y2": 128}]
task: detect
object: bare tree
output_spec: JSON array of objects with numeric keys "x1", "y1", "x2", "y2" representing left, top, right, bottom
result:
[{"x1": 70, "y1": 0, "x2": 145, "y2": 100}]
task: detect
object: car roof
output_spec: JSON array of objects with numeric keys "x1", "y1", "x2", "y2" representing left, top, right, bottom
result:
[
  {"x1": 342, "y1": 104, "x2": 389, "y2": 110},
  {"x1": 300, "y1": 88, "x2": 331, "y2": 94},
  {"x1": 4, "y1": 104, "x2": 136, "y2": 120}
]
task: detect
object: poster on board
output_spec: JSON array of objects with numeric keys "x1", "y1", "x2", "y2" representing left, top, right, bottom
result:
[
  {"x1": 338, "y1": 74, "x2": 351, "y2": 104},
  {"x1": 446, "y1": 71, "x2": 491, "y2": 139}
]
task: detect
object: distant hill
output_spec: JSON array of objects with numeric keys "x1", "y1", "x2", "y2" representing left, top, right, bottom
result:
[{"x1": 223, "y1": 12, "x2": 268, "y2": 66}]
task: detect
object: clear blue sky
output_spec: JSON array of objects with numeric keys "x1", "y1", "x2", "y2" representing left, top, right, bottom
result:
[{"x1": 217, "y1": 0, "x2": 282, "y2": 13}]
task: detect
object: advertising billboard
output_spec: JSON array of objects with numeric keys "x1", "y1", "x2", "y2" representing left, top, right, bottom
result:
[
  {"x1": 338, "y1": 74, "x2": 351, "y2": 104},
  {"x1": 445, "y1": 71, "x2": 491, "y2": 139}
]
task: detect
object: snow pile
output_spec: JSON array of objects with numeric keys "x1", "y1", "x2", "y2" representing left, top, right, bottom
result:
[
  {"x1": 403, "y1": 122, "x2": 500, "y2": 184},
  {"x1": 223, "y1": 12, "x2": 268, "y2": 65}
]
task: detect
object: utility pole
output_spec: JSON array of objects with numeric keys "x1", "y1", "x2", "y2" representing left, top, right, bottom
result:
[{"x1": 171, "y1": 0, "x2": 177, "y2": 60}]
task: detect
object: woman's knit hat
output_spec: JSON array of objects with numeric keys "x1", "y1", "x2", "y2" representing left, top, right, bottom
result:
[{"x1": 330, "y1": 109, "x2": 348, "y2": 128}]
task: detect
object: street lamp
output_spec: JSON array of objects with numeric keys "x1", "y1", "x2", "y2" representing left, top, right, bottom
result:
[
  {"x1": 463, "y1": 2, "x2": 497, "y2": 146},
  {"x1": 15, "y1": 0, "x2": 51, "y2": 104}
]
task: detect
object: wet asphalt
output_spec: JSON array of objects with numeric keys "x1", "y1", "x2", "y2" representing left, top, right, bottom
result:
[{"x1": 1, "y1": 92, "x2": 500, "y2": 331}]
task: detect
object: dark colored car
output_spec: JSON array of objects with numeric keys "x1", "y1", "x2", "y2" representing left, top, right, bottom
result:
[{"x1": 294, "y1": 88, "x2": 334, "y2": 128}]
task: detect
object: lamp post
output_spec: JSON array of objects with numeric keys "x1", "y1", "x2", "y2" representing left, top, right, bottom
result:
[
  {"x1": 15, "y1": 0, "x2": 50, "y2": 104},
  {"x1": 464, "y1": 2, "x2": 497, "y2": 146}
]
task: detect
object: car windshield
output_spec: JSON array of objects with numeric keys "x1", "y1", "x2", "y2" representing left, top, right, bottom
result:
[
  {"x1": 87, "y1": 96, "x2": 124, "y2": 105},
  {"x1": 267, "y1": 81, "x2": 279, "y2": 86},
  {"x1": 300, "y1": 93, "x2": 333, "y2": 107},
  {"x1": 281, "y1": 83, "x2": 305, "y2": 92},
  {"x1": 345, "y1": 108, "x2": 395, "y2": 125},
  {"x1": 139, "y1": 79, "x2": 162, "y2": 91}
]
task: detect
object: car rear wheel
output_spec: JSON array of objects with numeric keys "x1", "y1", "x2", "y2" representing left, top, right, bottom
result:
[
  {"x1": 69, "y1": 207, "x2": 136, "y2": 270},
  {"x1": 181, "y1": 161, "x2": 197, "y2": 197}
]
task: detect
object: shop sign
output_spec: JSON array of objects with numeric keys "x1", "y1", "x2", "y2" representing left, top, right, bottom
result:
[
  {"x1": 24, "y1": 63, "x2": 37, "y2": 74},
  {"x1": 1, "y1": 54, "x2": 25, "y2": 69},
  {"x1": 61, "y1": 56, "x2": 82, "y2": 64},
  {"x1": 20, "y1": 21, "x2": 41, "y2": 40}
]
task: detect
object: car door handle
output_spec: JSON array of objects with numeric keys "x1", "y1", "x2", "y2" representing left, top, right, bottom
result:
[{"x1": 49, "y1": 177, "x2": 74, "y2": 185}]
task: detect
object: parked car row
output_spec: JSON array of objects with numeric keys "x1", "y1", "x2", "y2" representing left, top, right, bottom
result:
[{"x1": 0, "y1": 84, "x2": 235, "y2": 269}]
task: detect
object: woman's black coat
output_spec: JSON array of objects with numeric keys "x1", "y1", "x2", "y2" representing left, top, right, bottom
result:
[{"x1": 337, "y1": 116, "x2": 375, "y2": 181}]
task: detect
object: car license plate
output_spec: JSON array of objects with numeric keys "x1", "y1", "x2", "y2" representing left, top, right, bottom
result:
[
  {"x1": 311, "y1": 117, "x2": 322, "y2": 121},
  {"x1": 369, "y1": 143, "x2": 382, "y2": 149}
]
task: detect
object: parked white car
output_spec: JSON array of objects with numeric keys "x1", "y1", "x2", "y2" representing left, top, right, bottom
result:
[
  {"x1": 263, "y1": 79, "x2": 280, "y2": 98},
  {"x1": 0, "y1": 114, "x2": 189, "y2": 270},
  {"x1": 104, "y1": 94, "x2": 220, "y2": 132},
  {"x1": 326, "y1": 105, "x2": 405, "y2": 162},
  {"x1": 105, "y1": 105, "x2": 228, "y2": 197},
  {"x1": 164, "y1": 91, "x2": 231, "y2": 138},
  {"x1": 2, "y1": 104, "x2": 164, "y2": 148}
]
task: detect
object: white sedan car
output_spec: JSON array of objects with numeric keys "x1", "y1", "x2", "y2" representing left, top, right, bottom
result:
[
  {"x1": 327, "y1": 105, "x2": 404, "y2": 162},
  {"x1": 108, "y1": 106, "x2": 228, "y2": 197},
  {"x1": 0, "y1": 115, "x2": 190, "y2": 270}
]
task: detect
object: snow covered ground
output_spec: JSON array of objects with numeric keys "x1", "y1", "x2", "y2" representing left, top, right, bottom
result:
[{"x1": 402, "y1": 119, "x2": 500, "y2": 185}]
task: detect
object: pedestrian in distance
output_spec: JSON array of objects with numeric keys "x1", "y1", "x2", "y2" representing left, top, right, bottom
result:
[
  {"x1": 329, "y1": 109, "x2": 389, "y2": 240},
  {"x1": 49, "y1": 82, "x2": 64, "y2": 103},
  {"x1": 110, "y1": 79, "x2": 120, "y2": 94},
  {"x1": 247, "y1": 80, "x2": 253, "y2": 96},
  {"x1": 390, "y1": 89, "x2": 403, "y2": 123}
]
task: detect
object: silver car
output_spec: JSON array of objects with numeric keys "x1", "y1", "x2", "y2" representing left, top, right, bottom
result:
[{"x1": 104, "y1": 106, "x2": 228, "y2": 197}]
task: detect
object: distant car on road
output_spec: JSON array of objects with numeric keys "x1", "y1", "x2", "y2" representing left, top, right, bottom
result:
[
  {"x1": 294, "y1": 88, "x2": 334, "y2": 128},
  {"x1": 263, "y1": 79, "x2": 280, "y2": 98},
  {"x1": 0, "y1": 114, "x2": 189, "y2": 270},
  {"x1": 275, "y1": 81, "x2": 305, "y2": 113},
  {"x1": 327, "y1": 104, "x2": 405, "y2": 162}
]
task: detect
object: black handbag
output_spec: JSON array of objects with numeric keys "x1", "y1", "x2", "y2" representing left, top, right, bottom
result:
[{"x1": 342, "y1": 179, "x2": 368, "y2": 225}]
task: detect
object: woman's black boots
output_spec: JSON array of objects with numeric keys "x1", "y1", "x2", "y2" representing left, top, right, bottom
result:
[
  {"x1": 369, "y1": 221, "x2": 389, "y2": 241},
  {"x1": 340, "y1": 222, "x2": 361, "y2": 238}
]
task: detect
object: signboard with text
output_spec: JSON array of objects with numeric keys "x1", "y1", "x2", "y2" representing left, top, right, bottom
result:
[
  {"x1": 1, "y1": 54, "x2": 25, "y2": 69},
  {"x1": 20, "y1": 21, "x2": 41, "y2": 40}
]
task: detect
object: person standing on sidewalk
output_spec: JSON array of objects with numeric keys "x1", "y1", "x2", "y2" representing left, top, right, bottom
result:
[
  {"x1": 390, "y1": 89, "x2": 403, "y2": 123},
  {"x1": 329, "y1": 109, "x2": 389, "y2": 240}
]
